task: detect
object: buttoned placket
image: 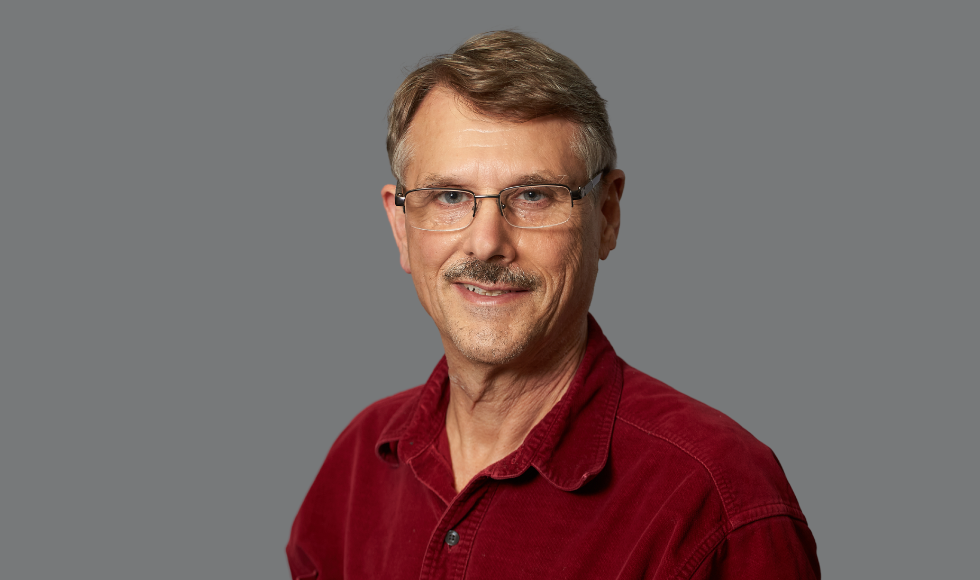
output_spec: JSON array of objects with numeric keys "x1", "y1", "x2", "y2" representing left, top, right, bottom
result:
[{"x1": 414, "y1": 472, "x2": 500, "y2": 580}]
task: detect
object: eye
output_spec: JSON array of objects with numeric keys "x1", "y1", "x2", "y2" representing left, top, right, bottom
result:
[
  {"x1": 516, "y1": 188, "x2": 547, "y2": 203},
  {"x1": 435, "y1": 190, "x2": 467, "y2": 205}
]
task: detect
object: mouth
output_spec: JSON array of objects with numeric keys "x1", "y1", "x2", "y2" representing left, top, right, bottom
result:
[{"x1": 461, "y1": 283, "x2": 515, "y2": 297}]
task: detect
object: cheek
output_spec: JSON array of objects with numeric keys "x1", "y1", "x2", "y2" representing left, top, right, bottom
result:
[
  {"x1": 555, "y1": 224, "x2": 601, "y2": 288},
  {"x1": 407, "y1": 231, "x2": 462, "y2": 300},
  {"x1": 408, "y1": 231, "x2": 456, "y2": 269},
  {"x1": 531, "y1": 233, "x2": 588, "y2": 288}
]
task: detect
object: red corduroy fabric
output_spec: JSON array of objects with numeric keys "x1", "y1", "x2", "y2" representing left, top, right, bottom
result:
[{"x1": 287, "y1": 316, "x2": 819, "y2": 579}]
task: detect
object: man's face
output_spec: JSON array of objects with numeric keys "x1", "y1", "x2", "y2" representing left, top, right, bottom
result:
[{"x1": 383, "y1": 88, "x2": 622, "y2": 368}]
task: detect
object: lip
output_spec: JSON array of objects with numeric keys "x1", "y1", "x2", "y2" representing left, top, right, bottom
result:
[{"x1": 453, "y1": 281, "x2": 530, "y2": 305}]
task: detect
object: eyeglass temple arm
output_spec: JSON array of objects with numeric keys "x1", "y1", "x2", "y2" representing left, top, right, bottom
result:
[{"x1": 570, "y1": 172, "x2": 604, "y2": 204}]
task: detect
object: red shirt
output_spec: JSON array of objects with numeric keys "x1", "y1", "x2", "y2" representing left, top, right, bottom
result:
[{"x1": 287, "y1": 317, "x2": 819, "y2": 579}]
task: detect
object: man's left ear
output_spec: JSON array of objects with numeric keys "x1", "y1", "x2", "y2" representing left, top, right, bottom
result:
[{"x1": 597, "y1": 170, "x2": 625, "y2": 260}]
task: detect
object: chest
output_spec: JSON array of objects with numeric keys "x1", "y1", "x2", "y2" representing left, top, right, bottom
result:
[{"x1": 329, "y1": 459, "x2": 721, "y2": 580}]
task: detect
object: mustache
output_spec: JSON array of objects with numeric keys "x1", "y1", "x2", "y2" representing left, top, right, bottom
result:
[{"x1": 443, "y1": 258, "x2": 540, "y2": 291}]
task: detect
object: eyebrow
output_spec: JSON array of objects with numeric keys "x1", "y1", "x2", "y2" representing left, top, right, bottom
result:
[
  {"x1": 513, "y1": 172, "x2": 568, "y2": 186},
  {"x1": 415, "y1": 172, "x2": 568, "y2": 190},
  {"x1": 416, "y1": 173, "x2": 465, "y2": 189}
]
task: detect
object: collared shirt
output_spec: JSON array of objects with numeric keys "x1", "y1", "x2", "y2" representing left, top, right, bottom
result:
[{"x1": 287, "y1": 316, "x2": 819, "y2": 579}]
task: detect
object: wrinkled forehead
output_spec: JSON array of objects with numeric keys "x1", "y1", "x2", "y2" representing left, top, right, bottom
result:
[{"x1": 403, "y1": 88, "x2": 586, "y2": 188}]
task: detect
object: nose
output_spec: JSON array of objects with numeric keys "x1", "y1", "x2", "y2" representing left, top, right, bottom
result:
[{"x1": 461, "y1": 197, "x2": 517, "y2": 263}]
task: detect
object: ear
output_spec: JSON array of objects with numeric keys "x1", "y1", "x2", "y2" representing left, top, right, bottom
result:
[
  {"x1": 597, "y1": 169, "x2": 625, "y2": 260},
  {"x1": 382, "y1": 184, "x2": 412, "y2": 273}
]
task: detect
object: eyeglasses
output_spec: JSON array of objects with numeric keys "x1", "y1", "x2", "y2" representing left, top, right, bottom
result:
[{"x1": 394, "y1": 172, "x2": 603, "y2": 231}]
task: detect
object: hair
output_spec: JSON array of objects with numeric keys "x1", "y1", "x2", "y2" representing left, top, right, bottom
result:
[{"x1": 386, "y1": 31, "x2": 616, "y2": 188}]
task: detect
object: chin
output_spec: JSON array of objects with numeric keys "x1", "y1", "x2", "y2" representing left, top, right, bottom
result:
[{"x1": 447, "y1": 320, "x2": 535, "y2": 366}]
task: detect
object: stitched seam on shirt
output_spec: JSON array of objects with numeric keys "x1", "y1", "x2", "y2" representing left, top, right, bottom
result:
[
  {"x1": 617, "y1": 416, "x2": 733, "y2": 525},
  {"x1": 404, "y1": 391, "x2": 449, "y2": 463},
  {"x1": 392, "y1": 363, "x2": 450, "y2": 463},
  {"x1": 673, "y1": 524, "x2": 727, "y2": 580},
  {"x1": 431, "y1": 440, "x2": 454, "y2": 474},
  {"x1": 728, "y1": 502, "x2": 807, "y2": 528},
  {"x1": 577, "y1": 358, "x2": 622, "y2": 485},
  {"x1": 519, "y1": 379, "x2": 580, "y2": 483},
  {"x1": 537, "y1": 358, "x2": 623, "y2": 489},
  {"x1": 675, "y1": 513, "x2": 806, "y2": 580},
  {"x1": 409, "y1": 452, "x2": 455, "y2": 507},
  {"x1": 528, "y1": 394, "x2": 567, "y2": 462},
  {"x1": 458, "y1": 483, "x2": 499, "y2": 579},
  {"x1": 417, "y1": 519, "x2": 439, "y2": 580},
  {"x1": 592, "y1": 363, "x2": 622, "y2": 474}
]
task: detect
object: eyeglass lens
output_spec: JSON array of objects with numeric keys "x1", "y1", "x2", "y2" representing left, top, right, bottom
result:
[{"x1": 404, "y1": 186, "x2": 573, "y2": 231}]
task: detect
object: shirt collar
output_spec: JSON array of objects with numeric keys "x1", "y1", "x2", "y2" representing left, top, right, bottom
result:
[{"x1": 376, "y1": 314, "x2": 624, "y2": 491}]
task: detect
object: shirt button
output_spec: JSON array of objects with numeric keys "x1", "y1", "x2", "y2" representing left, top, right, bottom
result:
[{"x1": 445, "y1": 529, "x2": 460, "y2": 546}]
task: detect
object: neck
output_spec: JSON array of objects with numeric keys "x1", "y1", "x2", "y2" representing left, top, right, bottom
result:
[{"x1": 442, "y1": 317, "x2": 589, "y2": 491}]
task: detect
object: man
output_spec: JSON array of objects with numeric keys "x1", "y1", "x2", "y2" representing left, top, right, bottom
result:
[{"x1": 287, "y1": 31, "x2": 819, "y2": 579}]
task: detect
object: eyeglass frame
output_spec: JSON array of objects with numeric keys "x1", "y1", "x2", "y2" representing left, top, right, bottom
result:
[{"x1": 394, "y1": 171, "x2": 605, "y2": 231}]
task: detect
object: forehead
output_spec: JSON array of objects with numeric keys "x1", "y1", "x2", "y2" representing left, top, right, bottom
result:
[{"x1": 405, "y1": 88, "x2": 584, "y2": 187}]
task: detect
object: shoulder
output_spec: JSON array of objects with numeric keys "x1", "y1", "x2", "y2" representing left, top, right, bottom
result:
[
  {"x1": 291, "y1": 385, "x2": 425, "y2": 527},
  {"x1": 286, "y1": 386, "x2": 426, "y2": 578},
  {"x1": 614, "y1": 362, "x2": 806, "y2": 528}
]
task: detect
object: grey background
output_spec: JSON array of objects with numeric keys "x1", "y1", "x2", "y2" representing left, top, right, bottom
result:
[{"x1": 1, "y1": 1, "x2": 976, "y2": 578}]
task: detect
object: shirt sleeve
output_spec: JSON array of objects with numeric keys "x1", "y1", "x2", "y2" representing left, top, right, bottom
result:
[{"x1": 686, "y1": 515, "x2": 820, "y2": 580}]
